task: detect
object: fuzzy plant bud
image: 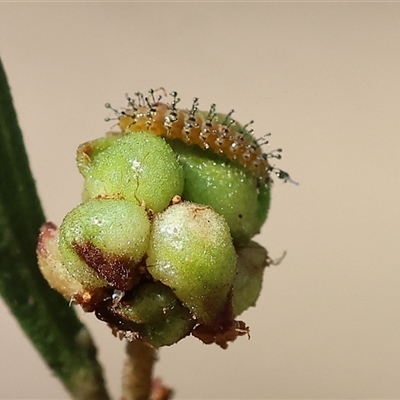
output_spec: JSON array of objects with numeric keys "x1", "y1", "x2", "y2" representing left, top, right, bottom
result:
[
  {"x1": 96, "y1": 282, "x2": 195, "y2": 348},
  {"x1": 58, "y1": 198, "x2": 151, "y2": 297},
  {"x1": 146, "y1": 201, "x2": 237, "y2": 326},
  {"x1": 37, "y1": 222, "x2": 84, "y2": 300},
  {"x1": 169, "y1": 140, "x2": 270, "y2": 244},
  {"x1": 77, "y1": 131, "x2": 184, "y2": 212},
  {"x1": 232, "y1": 241, "x2": 269, "y2": 316}
]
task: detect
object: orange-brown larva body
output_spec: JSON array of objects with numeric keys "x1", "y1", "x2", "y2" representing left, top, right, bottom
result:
[{"x1": 110, "y1": 91, "x2": 291, "y2": 185}]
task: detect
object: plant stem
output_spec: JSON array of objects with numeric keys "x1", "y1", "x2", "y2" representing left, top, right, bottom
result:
[
  {"x1": 0, "y1": 57, "x2": 110, "y2": 399},
  {"x1": 122, "y1": 340, "x2": 156, "y2": 400}
]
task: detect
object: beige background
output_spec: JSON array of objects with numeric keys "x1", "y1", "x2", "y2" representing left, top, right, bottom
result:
[{"x1": 1, "y1": 2, "x2": 400, "y2": 399}]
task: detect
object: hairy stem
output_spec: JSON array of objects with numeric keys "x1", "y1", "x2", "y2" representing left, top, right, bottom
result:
[
  {"x1": 0, "y1": 57, "x2": 110, "y2": 399},
  {"x1": 122, "y1": 340, "x2": 156, "y2": 400}
]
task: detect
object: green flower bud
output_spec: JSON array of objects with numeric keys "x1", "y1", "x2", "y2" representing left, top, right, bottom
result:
[
  {"x1": 146, "y1": 201, "x2": 237, "y2": 326},
  {"x1": 78, "y1": 132, "x2": 184, "y2": 212},
  {"x1": 37, "y1": 222, "x2": 84, "y2": 301},
  {"x1": 168, "y1": 140, "x2": 270, "y2": 244},
  {"x1": 58, "y1": 198, "x2": 150, "y2": 294},
  {"x1": 97, "y1": 282, "x2": 195, "y2": 348},
  {"x1": 232, "y1": 241, "x2": 269, "y2": 316},
  {"x1": 76, "y1": 135, "x2": 122, "y2": 177}
]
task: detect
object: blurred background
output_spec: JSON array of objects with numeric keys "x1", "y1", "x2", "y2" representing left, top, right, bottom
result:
[{"x1": 1, "y1": 2, "x2": 400, "y2": 399}]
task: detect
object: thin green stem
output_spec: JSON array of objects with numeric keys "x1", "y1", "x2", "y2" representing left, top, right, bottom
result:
[
  {"x1": 0, "y1": 57, "x2": 110, "y2": 400},
  {"x1": 122, "y1": 340, "x2": 156, "y2": 400}
]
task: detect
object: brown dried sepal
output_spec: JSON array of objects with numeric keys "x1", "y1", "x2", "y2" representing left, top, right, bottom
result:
[
  {"x1": 170, "y1": 194, "x2": 182, "y2": 205},
  {"x1": 73, "y1": 288, "x2": 109, "y2": 312},
  {"x1": 189, "y1": 288, "x2": 250, "y2": 348},
  {"x1": 192, "y1": 320, "x2": 250, "y2": 349},
  {"x1": 151, "y1": 378, "x2": 174, "y2": 400}
]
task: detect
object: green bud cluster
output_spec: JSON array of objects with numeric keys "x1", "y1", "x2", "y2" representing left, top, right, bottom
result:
[{"x1": 37, "y1": 103, "x2": 275, "y2": 349}]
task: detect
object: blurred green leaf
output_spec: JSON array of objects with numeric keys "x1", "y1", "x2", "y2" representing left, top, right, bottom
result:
[{"x1": 0, "y1": 57, "x2": 110, "y2": 400}]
